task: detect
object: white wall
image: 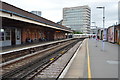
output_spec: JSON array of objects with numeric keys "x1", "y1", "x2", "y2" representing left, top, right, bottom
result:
[{"x1": 0, "y1": 41, "x2": 11, "y2": 47}]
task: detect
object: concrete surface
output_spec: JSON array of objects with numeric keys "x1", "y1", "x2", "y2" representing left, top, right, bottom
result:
[
  {"x1": 64, "y1": 39, "x2": 87, "y2": 78},
  {"x1": 88, "y1": 38, "x2": 119, "y2": 78}
]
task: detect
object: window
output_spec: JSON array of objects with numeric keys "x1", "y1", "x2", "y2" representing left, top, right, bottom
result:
[
  {"x1": 0, "y1": 29, "x2": 4, "y2": 41},
  {"x1": 16, "y1": 29, "x2": 21, "y2": 40},
  {"x1": 5, "y1": 29, "x2": 11, "y2": 40}
]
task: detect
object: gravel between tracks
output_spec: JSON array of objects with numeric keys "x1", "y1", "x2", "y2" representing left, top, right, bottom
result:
[
  {"x1": 33, "y1": 41, "x2": 82, "y2": 79},
  {"x1": 2, "y1": 40, "x2": 75, "y2": 75}
]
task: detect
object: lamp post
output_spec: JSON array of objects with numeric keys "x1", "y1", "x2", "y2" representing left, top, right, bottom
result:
[{"x1": 96, "y1": 6, "x2": 105, "y2": 51}]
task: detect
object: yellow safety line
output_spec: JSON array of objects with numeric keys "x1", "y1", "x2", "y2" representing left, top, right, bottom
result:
[
  {"x1": 50, "y1": 58, "x2": 54, "y2": 61},
  {"x1": 87, "y1": 39, "x2": 92, "y2": 80}
]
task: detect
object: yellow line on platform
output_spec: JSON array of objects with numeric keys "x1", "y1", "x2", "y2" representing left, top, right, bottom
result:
[{"x1": 87, "y1": 39, "x2": 92, "y2": 80}]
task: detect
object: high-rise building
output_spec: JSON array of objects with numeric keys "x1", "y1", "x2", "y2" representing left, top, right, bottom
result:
[
  {"x1": 62, "y1": 5, "x2": 91, "y2": 33},
  {"x1": 118, "y1": 1, "x2": 120, "y2": 24},
  {"x1": 31, "y1": 11, "x2": 41, "y2": 16}
]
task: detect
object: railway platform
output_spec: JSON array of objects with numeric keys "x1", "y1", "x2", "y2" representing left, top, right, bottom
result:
[
  {"x1": 1, "y1": 41, "x2": 48, "y2": 53},
  {"x1": 1, "y1": 38, "x2": 73, "y2": 53},
  {"x1": 87, "y1": 38, "x2": 119, "y2": 78},
  {"x1": 59, "y1": 38, "x2": 119, "y2": 79},
  {"x1": 1, "y1": 38, "x2": 119, "y2": 79},
  {"x1": 59, "y1": 39, "x2": 87, "y2": 78}
]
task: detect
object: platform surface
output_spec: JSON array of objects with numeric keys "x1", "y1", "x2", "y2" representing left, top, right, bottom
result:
[
  {"x1": 0, "y1": 38, "x2": 73, "y2": 54},
  {"x1": 88, "y1": 38, "x2": 118, "y2": 78},
  {"x1": 62, "y1": 38, "x2": 119, "y2": 79},
  {"x1": 63, "y1": 39, "x2": 87, "y2": 78}
]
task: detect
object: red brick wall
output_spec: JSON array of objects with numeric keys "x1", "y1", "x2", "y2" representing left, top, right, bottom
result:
[
  {"x1": 21, "y1": 27, "x2": 44, "y2": 43},
  {"x1": 54, "y1": 31, "x2": 66, "y2": 40},
  {"x1": 21, "y1": 27, "x2": 66, "y2": 43}
]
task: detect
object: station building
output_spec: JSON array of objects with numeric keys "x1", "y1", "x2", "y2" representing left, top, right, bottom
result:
[
  {"x1": 97, "y1": 25, "x2": 120, "y2": 45},
  {"x1": 107, "y1": 24, "x2": 120, "y2": 44},
  {"x1": 0, "y1": 1, "x2": 72, "y2": 47}
]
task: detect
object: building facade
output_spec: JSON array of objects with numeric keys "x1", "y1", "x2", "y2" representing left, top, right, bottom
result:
[
  {"x1": 89, "y1": 26, "x2": 98, "y2": 34},
  {"x1": 0, "y1": 1, "x2": 72, "y2": 47},
  {"x1": 97, "y1": 25, "x2": 120, "y2": 45},
  {"x1": 118, "y1": 1, "x2": 120, "y2": 24},
  {"x1": 107, "y1": 25, "x2": 120, "y2": 44},
  {"x1": 62, "y1": 5, "x2": 91, "y2": 33}
]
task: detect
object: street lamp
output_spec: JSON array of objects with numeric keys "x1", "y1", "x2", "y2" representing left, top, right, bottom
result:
[{"x1": 96, "y1": 6, "x2": 105, "y2": 51}]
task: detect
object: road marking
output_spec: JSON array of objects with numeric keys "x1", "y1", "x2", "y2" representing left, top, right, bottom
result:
[
  {"x1": 107, "y1": 60, "x2": 119, "y2": 64},
  {"x1": 87, "y1": 39, "x2": 92, "y2": 79}
]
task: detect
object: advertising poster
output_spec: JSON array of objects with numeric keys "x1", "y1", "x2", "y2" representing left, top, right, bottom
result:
[{"x1": 108, "y1": 27, "x2": 114, "y2": 43}]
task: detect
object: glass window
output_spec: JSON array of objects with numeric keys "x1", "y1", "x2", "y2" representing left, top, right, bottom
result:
[
  {"x1": 5, "y1": 29, "x2": 11, "y2": 40},
  {"x1": 0, "y1": 29, "x2": 5, "y2": 41}
]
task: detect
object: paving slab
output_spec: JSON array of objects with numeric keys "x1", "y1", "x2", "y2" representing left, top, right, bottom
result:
[
  {"x1": 88, "y1": 38, "x2": 119, "y2": 78},
  {"x1": 64, "y1": 39, "x2": 87, "y2": 78}
]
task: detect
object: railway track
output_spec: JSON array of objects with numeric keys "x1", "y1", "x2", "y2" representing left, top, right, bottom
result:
[
  {"x1": 29, "y1": 41, "x2": 83, "y2": 80},
  {"x1": 32, "y1": 41, "x2": 83, "y2": 80},
  {"x1": 25, "y1": 40, "x2": 82, "y2": 80},
  {"x1": 2, "y1": 39, "x2": 83, "y2": 80},
  {"x1": 1, "y1": 38, "x2": 74, "y2": 63}
]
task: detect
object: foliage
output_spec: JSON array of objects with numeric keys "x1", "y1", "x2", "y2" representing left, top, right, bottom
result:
[{"x1": 73, "y1": 31, "x2": 83, "y2": 34}]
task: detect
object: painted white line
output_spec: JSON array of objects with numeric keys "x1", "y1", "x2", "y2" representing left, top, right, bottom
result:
[
  {"x1": 106, "y1": 60, "x2": 119, "y2": 64},
  {"x1": 58, "y1": 40, "x2": 85, "y2": 78}
]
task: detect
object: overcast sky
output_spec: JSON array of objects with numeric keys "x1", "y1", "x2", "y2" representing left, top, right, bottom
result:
[{"x1": 2, "y1": 0, "x2": 120, "y2": 28}]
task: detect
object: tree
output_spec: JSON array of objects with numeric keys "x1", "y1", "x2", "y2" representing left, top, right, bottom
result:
[{"x1": 73, "y1": 31, "x2": 83, "y2": 34}]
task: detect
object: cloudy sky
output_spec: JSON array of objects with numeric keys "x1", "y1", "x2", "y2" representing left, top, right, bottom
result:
[{"x1": 2, "y1": 0, "x2": 120, "y2": 28}]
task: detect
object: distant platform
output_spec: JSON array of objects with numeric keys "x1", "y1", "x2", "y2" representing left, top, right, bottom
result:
[{"x1": 1, "y1": 38, "x2": 74, "y2": 54}]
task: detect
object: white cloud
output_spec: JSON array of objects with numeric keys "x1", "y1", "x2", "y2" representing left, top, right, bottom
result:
[{"x1": 2, "y1": 0, "x2": 120, "y2": 27}]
